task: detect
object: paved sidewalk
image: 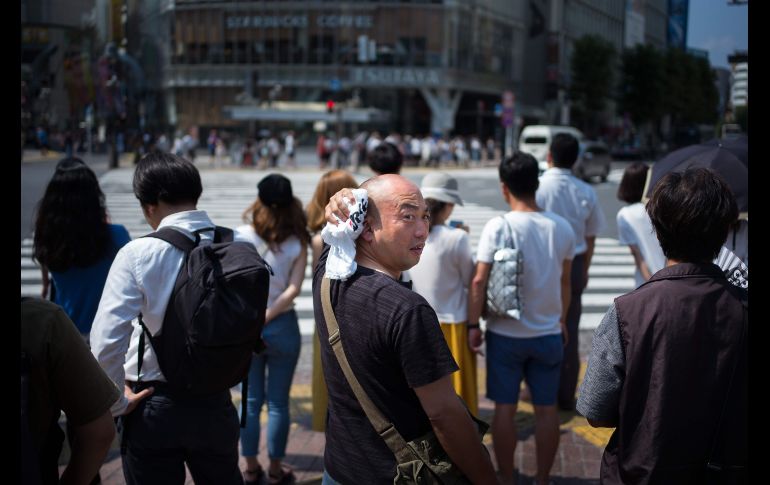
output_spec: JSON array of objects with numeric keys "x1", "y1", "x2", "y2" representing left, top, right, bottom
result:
[{"x1": 61, "y1": 329, "x2": 609, "y2": 484}]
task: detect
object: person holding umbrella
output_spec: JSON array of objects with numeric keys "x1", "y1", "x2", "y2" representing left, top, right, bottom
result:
[{"x1": 644, "y1": 137, "x2": 748, "y2": 273}]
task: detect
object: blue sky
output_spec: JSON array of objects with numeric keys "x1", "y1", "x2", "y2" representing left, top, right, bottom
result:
[{"x1": 687, "y1": 1, "x2": 748, "y2": 69}]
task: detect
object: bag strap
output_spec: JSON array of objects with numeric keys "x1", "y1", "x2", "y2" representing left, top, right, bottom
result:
[
  {"x1": 320, "y1": 277, "x2": 413, "y2": 462},
  {"x1": 135, "y1": 226, "x2": 214, "y2": 380},
  {"x1": 706, "y1": 294, "x2": 747, "y2": 472},
  {"x1": 499, "y1": 215, "x2": 516, "y2": 250}
]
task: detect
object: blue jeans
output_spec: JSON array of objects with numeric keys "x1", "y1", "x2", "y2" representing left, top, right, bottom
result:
[
  {"x1": 322, "y1": 469, "x2": 342, "y2": 485},
  {"x1": 240, "y1": 310, "x2": 301, "y2": 459}
]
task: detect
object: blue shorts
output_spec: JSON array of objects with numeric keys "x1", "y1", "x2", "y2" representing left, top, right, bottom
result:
[{"x1": 486, "y1": 331, "x2": 564, "y2": 406}]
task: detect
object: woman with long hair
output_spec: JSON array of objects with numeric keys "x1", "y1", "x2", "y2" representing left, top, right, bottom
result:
[
  {"x1": 616, "y1": 162, "x2": 666, "y2": 287},
  {"x1": 32, "y1": 157, "x2": 130, "y2": 485},
  {"x1": 33, "y1": 157, "x2": 131, "y2": 336},
  {"x1": 236, "y1": 174, "x2": 310, "y2": 485},
  {"x1": 410, "y1": 172, "x2": 478, "y2": 415},
  {"x1": 305, "y1": 169, "x2": 359, "y2": 432}
]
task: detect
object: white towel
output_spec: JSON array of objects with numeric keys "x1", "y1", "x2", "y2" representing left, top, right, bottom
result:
[{"x1": 321, "y1": 189, "x2": 369, "y2": 280}]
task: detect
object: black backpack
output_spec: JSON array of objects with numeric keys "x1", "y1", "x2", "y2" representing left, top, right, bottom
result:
[{"x1": 137, "y1": 227, "x2": 270, "y2": 421}]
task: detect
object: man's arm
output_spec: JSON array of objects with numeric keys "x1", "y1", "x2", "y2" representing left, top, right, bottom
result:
[
  {"x1": 586, "y1": 418, "x2": 617, "y2": 428},
  {"x1": 575, "y1": 304, "x2": 625, "y2": 428},
  {"x1": 583, "y1": 235, "x2": 596, "y2": 289},
  {"x1": 59, "y1": 410, "x2": 115, "y2": 485},
  {"x1": 467, "y1": 262, "x2": 492, "y2": 354},
  {"x1": 560, "y1": 259, "x2": 572, "y2": 346},
  {"x1": 89, "y1": 247, "x2": 153, "y2": 416},
  {"x1": 414, "y1": 376, "x2": 498, "y2": 484}
]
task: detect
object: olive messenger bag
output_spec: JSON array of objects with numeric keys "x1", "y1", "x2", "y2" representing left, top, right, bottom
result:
[{"x1": 320, "y1": 277, "x2": 489, "y2": 484}]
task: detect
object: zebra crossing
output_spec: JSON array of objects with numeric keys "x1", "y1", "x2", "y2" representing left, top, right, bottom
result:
[{"x1": 20, "y1": 167, "x2": 635, "y2": 333}]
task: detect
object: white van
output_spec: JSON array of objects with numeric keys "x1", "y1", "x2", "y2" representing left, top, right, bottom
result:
[{"x1": 518, "y1": 125, "x2": 585, "y2": 172}]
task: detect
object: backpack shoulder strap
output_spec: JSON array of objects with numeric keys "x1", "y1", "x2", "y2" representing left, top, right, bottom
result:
[
  {"x1": 320, "y1": 278, "x2": 413, "y2": 462},
  {"x1": 144, "y1": 227, "x2": 204, "y2": 253},
  {"x1": 214, "y1": 226, "x2": 234, "y2": 243},
  {"x1": 136, "y1": 225, "x2": 213, "y2": 378}
]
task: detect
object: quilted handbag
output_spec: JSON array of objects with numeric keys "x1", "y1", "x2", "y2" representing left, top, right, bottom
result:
[{"x1": 485, "y1": 216, "x2": 523, "y2": 320}]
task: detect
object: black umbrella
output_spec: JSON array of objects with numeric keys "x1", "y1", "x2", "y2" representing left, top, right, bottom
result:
[
  {"x1": 703, "y1": 134, "x2": 748, "y2": 168},
  {"x1": 644, "y1": 137, "x2": 748, "y2": 215}
]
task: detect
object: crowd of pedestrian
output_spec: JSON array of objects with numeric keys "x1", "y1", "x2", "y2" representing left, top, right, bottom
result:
[{"x1": 23, "y1": 131, "x2": 748, "y2": 484}]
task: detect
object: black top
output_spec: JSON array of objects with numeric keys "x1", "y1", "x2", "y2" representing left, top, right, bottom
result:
[
  {"x1": 313, "y1": 244, "x2": 459, "y2": 484},
  {"x1": 604, "y1": 263, "x2": 747, "y2": 484}
]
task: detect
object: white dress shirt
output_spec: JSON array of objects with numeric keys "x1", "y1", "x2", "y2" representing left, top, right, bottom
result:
[
  {"x1": 90, "y1": 210, "x2": 248, "y2": 415},
  {"x1": 536, "y1": 167, "x2": 606, "y2": 255}
]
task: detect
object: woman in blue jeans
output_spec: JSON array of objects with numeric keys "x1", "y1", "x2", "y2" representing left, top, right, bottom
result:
[{"x1": 236, "y1": 174, "x2": 310, "y2": 485}]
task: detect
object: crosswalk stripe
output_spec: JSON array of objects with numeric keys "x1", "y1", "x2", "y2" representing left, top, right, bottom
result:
[{"x1": 21, "y1": 168, "x2": 636, "y2": 332}]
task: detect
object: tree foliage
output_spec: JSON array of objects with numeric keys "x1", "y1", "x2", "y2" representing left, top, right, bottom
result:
[
  {"x1": 662, "y1": 48, "x2": 719, "y2": 126},
  {"x1": 618, "y1": 45, "x2": 720, "y2": 135},
  {"x1": 569, "y1": 35, "x2": 616, "y2": 135},
  {"x1": 617, "y1": 44, "x2": 665, "y2": 125},
  {"x1": 734, "y1": 105, "x2": 748, "y2": 133}
]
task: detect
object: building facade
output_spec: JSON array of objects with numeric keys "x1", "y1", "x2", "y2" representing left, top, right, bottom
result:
[
  {"x1": 23, "y1": 1, "x2": 676, "y2": 145},
  {"x1": 21, "y1": 0, "x2": 101, "y2": 141},
  {"x1": 728, "y1": 52, "x2": 748, "y2": 108},
  {"x1": 162, "y1": 0, "x2": 535, "y2": 139}
]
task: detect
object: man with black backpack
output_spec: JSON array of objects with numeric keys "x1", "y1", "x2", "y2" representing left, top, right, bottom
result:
[{"x1": 90, "y1": 152, "x2": 270, "y2": 484}]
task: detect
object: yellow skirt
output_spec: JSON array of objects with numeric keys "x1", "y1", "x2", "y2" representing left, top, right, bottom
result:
[
  {"x1": 311, "y1": 331, "x2": 328, "y2": 432},
  {"x1": 440, "y1": 322, "x2": 479, "y2": 416}
]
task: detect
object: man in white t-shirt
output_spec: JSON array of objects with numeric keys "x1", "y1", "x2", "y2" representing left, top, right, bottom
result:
[
  {"x1": 536, "y1": 133, "x2": 606, "y2": 411},
  {"x1": 468, "y1": 151, "x2": 576, "y2": 485}
]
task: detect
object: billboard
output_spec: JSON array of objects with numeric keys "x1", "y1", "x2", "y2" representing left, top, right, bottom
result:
[{"x1": 668, "y1": 0, "x2": 689, "y2": 49}]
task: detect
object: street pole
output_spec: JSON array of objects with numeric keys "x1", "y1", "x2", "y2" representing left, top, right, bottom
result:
[
  {"x1": 505, "y1": 125, "x2": 513, "y2": 158},
  {"x1": 335, "y1": 106, "x2": 342, "y2": 169},
  {"x1": 502, "y1": 90, "x2": 515, "y2": 158}
]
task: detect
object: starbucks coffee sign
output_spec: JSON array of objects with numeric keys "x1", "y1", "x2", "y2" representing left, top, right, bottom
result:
[{"x1": 226, "y1": 14, "x2": 373, "y2": 30}]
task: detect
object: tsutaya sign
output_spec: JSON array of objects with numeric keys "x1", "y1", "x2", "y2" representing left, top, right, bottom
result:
[
  {"x1": 226, "y1": 14, "x2": 374, "y2": 29},
  {"x1": 350, "y1": 68, "x2": 441, "y2": 87}
]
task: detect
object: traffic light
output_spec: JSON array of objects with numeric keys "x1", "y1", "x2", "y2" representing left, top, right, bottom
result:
[{"x1": 326, "y1": 99, "x2": 335, "y2": 113}]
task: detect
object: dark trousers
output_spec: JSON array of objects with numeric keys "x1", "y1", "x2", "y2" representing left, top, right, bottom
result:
[
  {"x1": 558, "y1": 252, "x2": 585, "y2": 409},
  {"x1": 121, "y1": 382, "x2": 243, "y2": 485}
]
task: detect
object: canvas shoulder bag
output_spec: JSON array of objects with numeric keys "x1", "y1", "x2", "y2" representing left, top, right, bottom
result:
[
  {"x1": 320, "y1": 278, "x2": 489, "y2": 485},
  {"x1": 485, "y1": 216, "x2": 524, "y2": 320}
]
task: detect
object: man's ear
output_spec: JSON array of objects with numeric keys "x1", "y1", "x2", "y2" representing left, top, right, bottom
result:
[
  {"x1": 140, "y1": 203, "x2": 154, "y2": 218},
  {"x1": 500, "y1": 182, "x2": 516, "y2": 205},
  {"x1": 360, "y1": 219, "x2": 375, "y2": 242}
]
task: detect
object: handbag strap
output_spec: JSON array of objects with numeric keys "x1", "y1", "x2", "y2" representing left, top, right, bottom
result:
[
  {"x1": 320, "y1": 277, "x2": 413, "y2": 462},
  {"x1": 499, "y1": 215, "x2": 516, "y2": 250}
]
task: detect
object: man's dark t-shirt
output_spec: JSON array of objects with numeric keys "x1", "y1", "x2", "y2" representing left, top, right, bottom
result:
[{"x1": 313, "y1": 245, "x2": 459, "y2": 484}]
